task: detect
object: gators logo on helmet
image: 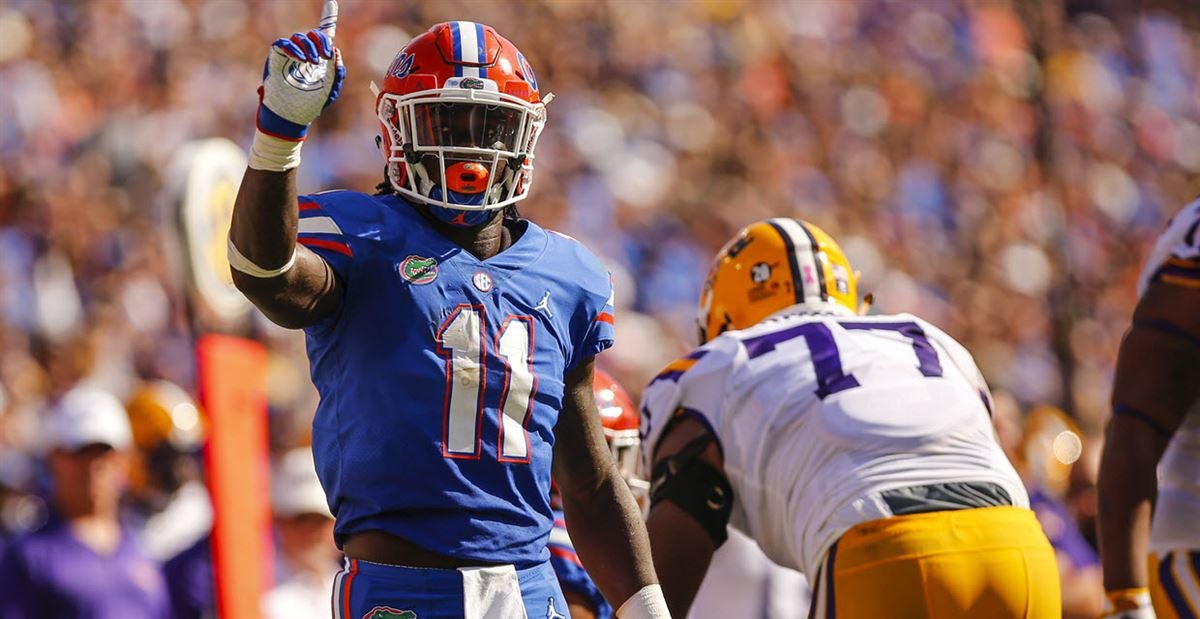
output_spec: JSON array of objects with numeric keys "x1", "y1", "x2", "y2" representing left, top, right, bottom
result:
[{"x1": 698, "y1": 218, "x2": 859, "y2": 344}]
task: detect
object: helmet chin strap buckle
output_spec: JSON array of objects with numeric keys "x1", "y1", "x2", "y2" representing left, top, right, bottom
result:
[{"x1": 858, "y1": 293, "x2": 875, "y2": 316}]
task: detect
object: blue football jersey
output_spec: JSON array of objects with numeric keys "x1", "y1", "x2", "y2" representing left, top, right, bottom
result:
[{"x1": 296, "y1": 190, "x2": 615, "y2": 567}]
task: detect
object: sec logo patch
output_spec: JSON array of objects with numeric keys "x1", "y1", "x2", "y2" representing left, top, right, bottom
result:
[{"x1": 472, "y1": 271, "x2": 494, "y2": 292}]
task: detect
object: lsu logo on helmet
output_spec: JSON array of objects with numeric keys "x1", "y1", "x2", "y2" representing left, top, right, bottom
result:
[{"x1": 698, "y1": 218, "x2": 858, "y2": 343}]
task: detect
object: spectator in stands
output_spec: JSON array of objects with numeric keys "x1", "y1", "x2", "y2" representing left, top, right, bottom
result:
[
  {"x1": 0, "y1": 386, "x2": 170, "y2": 618},
  {"x1": 124, "y1": 379, "x2": 210, "y2": 562},
  {"x1": 0, "y1": 450, "x2": 45, "y2": 554},
  {"x1": 162, "y1": 533, "x2": 213, "y2": 619},
  {"x1": 162, "y1": 449, "x2": 340, "y2": 619},
  {"x1": 262, "y1": 448, "x2": 340, "y2": 619},
  {"x1": 994, "y1": 393, "x2": 1105, "y2": 619}
]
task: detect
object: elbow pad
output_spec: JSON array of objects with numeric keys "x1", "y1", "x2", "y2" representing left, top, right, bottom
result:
[{"x1": 648, "y1": 433, "x2": 733, "y2": 548}]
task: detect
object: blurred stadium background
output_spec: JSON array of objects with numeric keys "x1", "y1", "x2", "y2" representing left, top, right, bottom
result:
[{"x1": 2, "y1": 0, "x2": 1200, "y2": 616}]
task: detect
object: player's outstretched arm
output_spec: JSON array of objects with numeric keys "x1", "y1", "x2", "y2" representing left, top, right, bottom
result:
[
  {"x1": 1098, "y1": 280, "x2": 1200, "y2": 617},
  {"x1": 643, "y1": 417, "x2": 725, "y2": 617},
  {"x1": 553, "y1": 357, "x2": 669, "y2": 618},
  {"x1": 229, "y1": 1, "x2": 346, "y2": 329}
]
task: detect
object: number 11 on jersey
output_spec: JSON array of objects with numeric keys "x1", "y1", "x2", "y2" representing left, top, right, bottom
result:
[{"x1": 436, "y1": 305, "x2": 538, "y2": 463}]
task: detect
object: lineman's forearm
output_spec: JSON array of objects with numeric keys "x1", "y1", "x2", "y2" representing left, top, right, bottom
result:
[
  {"x1": 562, "y1": 469, "x2": 658, "y2": 609},
  {"x1": 644, "y1": 502, "x2": 714, "y2": 617},
  {"x1": 231, "y1": 167, "x2": 299, "y2": 268},
  {"x1": 1099, "y1": 315, "x2": 1195, "y2": 591},
  {"x1": 1097, "y1": 417, "x2": 1161, "y2": 591}
]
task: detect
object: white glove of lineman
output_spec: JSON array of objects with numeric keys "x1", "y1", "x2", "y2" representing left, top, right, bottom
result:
[
  {"x1": 250, "y1": 0, "x2": 344, "y2": 170},
  {"x1": 1100, "y1": 588, "x2": 1157, "y2": 619}
]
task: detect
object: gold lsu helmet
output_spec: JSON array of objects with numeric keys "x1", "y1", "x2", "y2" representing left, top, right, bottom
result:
[
  {"x1": 125, "y1": 380, "x2": 205, "y2": 497},
  {"x1": 698, "y1": 218, "x2": 859, "y2": 344},
  {"x1": 126, "y1": 380, "x2": 205, "y2": 452}
]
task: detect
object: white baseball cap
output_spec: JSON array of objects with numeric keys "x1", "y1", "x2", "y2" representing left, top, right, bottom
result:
[
  {"x1": 46, "y1": 386, "x2": 133, "y2": 452},
  {"x1": 270, "y1": 448, "x2": 332, "y2": 518}
]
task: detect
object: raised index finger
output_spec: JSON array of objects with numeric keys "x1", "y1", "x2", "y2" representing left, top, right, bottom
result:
[{"x1": 318, "y1": 0, "x2": 338, "y2": 41}]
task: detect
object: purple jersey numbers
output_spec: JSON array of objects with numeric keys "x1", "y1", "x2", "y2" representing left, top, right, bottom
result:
[
  {"x1": 744, "y1": 322, "x2": 859, "y2": 399},
  {"x1": 840, "y1": 321, "x2": 943, "y2": 378},
  {"x1": 744, "y1": 320, "x2": 943, "y2": 399}
]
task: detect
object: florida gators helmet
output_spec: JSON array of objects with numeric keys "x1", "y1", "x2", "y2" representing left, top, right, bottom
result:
[
  {"x1": 375, "y1": 21, "x2": 546, "y2": 216},
  {"x1": 698, "y1": 218, "x2": 859, "y2": 344},
  {"x1": 594, "y1": 369, "x2": 647, "y2": 497}
]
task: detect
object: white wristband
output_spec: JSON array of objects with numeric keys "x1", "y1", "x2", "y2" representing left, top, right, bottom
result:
[
  {"x1": 248, "y1": 130, "x2": 303, "y2": 172},
  {"x1": 617, "y1": 584, "x2": 671, "y2": 619},
  {"x1": 1102, "y1": 588, "x2": 1156, "y2": 618},
  {"x1": 227, "y1": 237, "x2": 297, "y2": 278}
]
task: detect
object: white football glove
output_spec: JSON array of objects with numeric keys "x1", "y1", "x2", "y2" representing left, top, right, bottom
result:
[{"x1": 250, "y1": 0, "x2": 344, "y2": 171}]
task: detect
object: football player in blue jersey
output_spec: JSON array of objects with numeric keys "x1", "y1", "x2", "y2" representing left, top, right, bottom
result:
[{"x1": 227, "y1": 4, "x2": 668, "y2": 618}]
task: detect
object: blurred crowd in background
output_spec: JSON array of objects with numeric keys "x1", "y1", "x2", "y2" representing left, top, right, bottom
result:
[{"x1": 2, "y1": 0, "x2": 1200, "y2": 616}]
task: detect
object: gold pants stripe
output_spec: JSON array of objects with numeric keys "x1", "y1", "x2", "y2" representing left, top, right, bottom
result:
[{"x1": 1150, "y1": 551, "x2": 1200, "y2": 619}]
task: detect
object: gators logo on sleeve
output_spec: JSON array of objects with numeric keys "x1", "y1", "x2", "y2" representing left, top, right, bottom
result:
[{"x1": 363, "y1": 608, "x2": 416, "y2": 619}]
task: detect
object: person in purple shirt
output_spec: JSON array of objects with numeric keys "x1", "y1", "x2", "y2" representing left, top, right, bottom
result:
[
  {"x1": 162, "y1": 534, "x2": 213, "y2": 619},
  {"x1": 0, "y1": 386, "x2": 169, "y2": 619}
]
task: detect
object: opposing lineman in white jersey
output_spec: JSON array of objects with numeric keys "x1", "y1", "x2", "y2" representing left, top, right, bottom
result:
[
  {"x1": 640, "y1": 217, "x2": 1061, "y2": 618},
  {"x1": 1099, "y1": 197, "x2": 1200, "y2": 619}
]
